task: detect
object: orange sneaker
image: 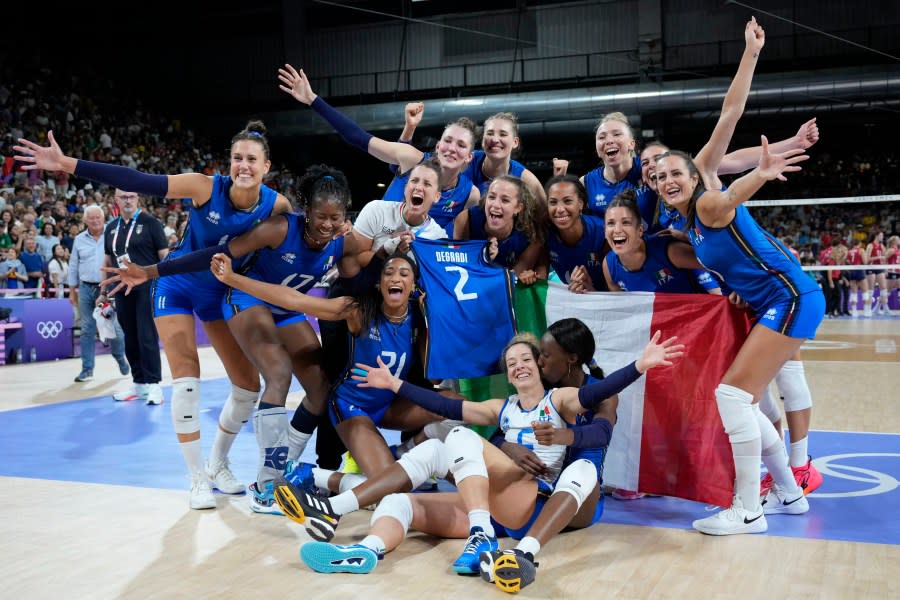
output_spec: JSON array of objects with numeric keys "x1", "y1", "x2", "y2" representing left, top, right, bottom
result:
[{"x1": 792, "y1": 456, "x2": 823, "y2": 495}]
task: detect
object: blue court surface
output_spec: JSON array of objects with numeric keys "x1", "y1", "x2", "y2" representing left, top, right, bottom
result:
[{"x1": 2, "y1": 379, "x2": 898, "y2": 546}]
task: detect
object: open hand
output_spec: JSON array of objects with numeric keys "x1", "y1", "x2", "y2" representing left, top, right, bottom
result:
[
  {"x1": 499, "y1": 442, "x2": 548, "y2": 478},
  {"x1": 636, "y1": 330, "x2": 685, "y2": 373},
  {"x1": 278, "y1": 64, "x2": 317, "y2": 105},
  {"x1": 758, "y1": 135, "x2": 809, "y2": 182},
  {"x1": 351, "y1": 357, "x2": 398, "y2": 391},
  {"x1": 13, "y1": 130, "x2": 67, "y2": 172},
  {"x1": 101, "y1": 258, "x2": 148, "y2": 296}
]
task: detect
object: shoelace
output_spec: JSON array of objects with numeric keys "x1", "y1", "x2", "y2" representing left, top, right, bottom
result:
[{"x1": 463, "y1": 533, "x2": 488, "y2": 554}]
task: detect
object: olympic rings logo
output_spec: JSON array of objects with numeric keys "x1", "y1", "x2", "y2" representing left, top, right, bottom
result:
[
  {"x1": 36, "y1": 320, "x2": 63, "y2": 339},
  {"x1": 808, "y1": 453, "x2": 900, "y2": 498}
]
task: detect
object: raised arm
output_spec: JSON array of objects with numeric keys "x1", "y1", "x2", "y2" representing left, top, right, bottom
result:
[
  {"x1": 698, "y1": 136, "x2": 809, "y2": 226},
  {"x1": 278, "y1": 64, "x2": 425, "y2": 173},
  {"x1": 353, "y1": 356, "x2": 505, "y2": 426},
  {"x1": 553, "y1": 331, "x2": 685, "y2": 419},
  {"x1": 693, "y1": 16, "x2": 765, "y2": 188},
  {"x1": 14, "y1": 131, "x2": 213, "y2": 203},
  {"x1": 718, "y1": 118, "x2": 819, "y2": 176}
]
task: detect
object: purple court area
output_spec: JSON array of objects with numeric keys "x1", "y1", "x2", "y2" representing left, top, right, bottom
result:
[{"x1": 1, "y1": 380, "x2": 897, "y2": 546}]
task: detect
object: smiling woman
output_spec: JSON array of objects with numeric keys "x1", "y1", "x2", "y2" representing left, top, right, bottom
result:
[{"x1": 14, "y1": 120, "x2": 293, "y2": 511}]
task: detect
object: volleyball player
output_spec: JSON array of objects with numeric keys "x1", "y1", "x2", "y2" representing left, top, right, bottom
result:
[{"x1": 865, "y1": 232, "x2": 889, "y2": 315}]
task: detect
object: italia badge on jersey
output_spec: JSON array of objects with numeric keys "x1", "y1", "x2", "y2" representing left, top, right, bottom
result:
[{"x1": 654, "y1": 267, "x2": 674, "y2": 285}]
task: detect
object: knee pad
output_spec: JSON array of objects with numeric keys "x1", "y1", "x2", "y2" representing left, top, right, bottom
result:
[
  {"x1": 398, "y1": 439, "x2": 450, "y2": 489},
  {"x1": 715, "y1": 384, "x2": 758, "y2": 444},
  {"x1": 423, "y1": 419, "x2": 466, "y2": 442},
  {"x1": 757, "y1": 386, "x2": 781, "y2": 424},
  {"x1": 171, "y1": 377, "x2": 201, "y2": 435},
  {"x1": 552, "y1": 459, "x2": 597, "y2": 510},
  {"x1": 444, "y1": 426, "x2": 488, "y2": 484},
  {"x1": 775, "y1": 361, "x2": 813, "y2": 413},
  {"x1": 338, "y1": 473, "x2": 367, "y2": 494},
  {"x1": 371, "y1": 493, "x2": 413, "y2": 533},
  {"x1": 219, "y1": 385, "x2": 259, "y2": 433}
]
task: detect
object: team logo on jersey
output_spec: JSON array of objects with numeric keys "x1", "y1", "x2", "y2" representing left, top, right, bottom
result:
[
  {"x1": 368, "y1": 326, "x2": 381, "y2": 342},
  {"x1": 207, "y1": 210, "x2": 221, "y2": 225},
  {"x1": 594, "y1": 193, "x2": 606, "y2": 205},
  {"x1": 323, "y1": 254, "x2": 335, "y2": 271},
  {"x1": 587, "y1": 252, "x2": 601, "y2": 267},
  {"x1": 697, "y1": 272, "x2": 713, "y2": 285},
  {"x1": 692, "y1": 227, "x2": 704, "y2": 243},
  {"x1": 617, "y1": 280, "x2": 628, "y2": 290},
  {"x1": 281, "y1": 252, "x2": 296, "y2": 264},
  {"x1": 654, "y1": 268, "x2": 674, "y2": 285},
  {"x1": 135, "y1": 224, "x2": 143, "y2": 235},
  {"x1": 538, "y1": 404, "x2": 552, "y2": 422},
  {"x1": 763, "y1": 308, "x2": 778, "y2": 321}
]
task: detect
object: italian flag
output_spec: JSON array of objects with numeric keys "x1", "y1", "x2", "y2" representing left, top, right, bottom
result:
[{"x1": 460, "y1": 281, "x2": 750, "y2": 507}]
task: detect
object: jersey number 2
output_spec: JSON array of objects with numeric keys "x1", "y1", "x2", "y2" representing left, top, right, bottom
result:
[{"x1": 444, "y1": 266, "x2": 478, "y2": 301}]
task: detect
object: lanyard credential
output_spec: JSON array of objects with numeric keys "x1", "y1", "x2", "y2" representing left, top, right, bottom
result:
[{"x1": 112, "y1": 209, "x2": 141, "y2": 256}]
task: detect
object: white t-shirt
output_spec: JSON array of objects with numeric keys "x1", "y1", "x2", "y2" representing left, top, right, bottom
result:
[
  {"x1": 48, "y1": 259, "x2": 69, "y2": 298},
  {"x1": 353, "y1": 201, "x2": 447, "y2": 252}
]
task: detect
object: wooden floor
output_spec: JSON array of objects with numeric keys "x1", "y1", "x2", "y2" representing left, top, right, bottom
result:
[{"x1": 2, "y1": 318, "x2": 899, "y2": 599}]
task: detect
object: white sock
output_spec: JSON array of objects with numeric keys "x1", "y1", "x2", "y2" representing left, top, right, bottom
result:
[
  {"x1": 179, "y1": 439, "x2": 203, "y2": 476},
  {"x1": 338, "y1": 473, "x2": 367, "y2": 494},
  {"x1": 313, "y1": 467, "x2": 336, "y2": 491},
  {"x1": 209, "y1": 429, "x2": 236, "y2": 466},
  {"x1": 516, "y1": 536, "x2": 541, "y2": 558},
  {"x1": 733, "y1": 440, "x2": 762, "y2": 512},
  {"x1": 360, "y1": 535, "x2": 386, "y2": 554},
  {"x1": 287, "y1": 426, "x2": 312, "y2": 462},
  {"x1": 468, "y1": 509, "x2": 494, "y2": 537},
  {"x1": 789, "y1": 437, "x2": 809, "y2": 468},
  {"x1": 329, "y1": 489, "x2": 360, "y2": 516}
]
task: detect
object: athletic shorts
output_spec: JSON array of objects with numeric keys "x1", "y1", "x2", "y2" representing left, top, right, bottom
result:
[
  {"x1": 887, "y1": 272, "x2": 900, "y2": 280},
  {"x1": 866, "y1": 269, "x2": 881, "y2": 275},
  {"x1": 222, "y1": 287, "x2": 307, "y2": 328},
  {"x1": 152, "y1": 274, "x2": 226, "y2": 322},
  {"x1": 756, "y1": 289, "x2": 825, "y2": 340},
  {"x1": 328, "y1": 394, "x2": 390, "y2": 428},
  {"x1": 491, "y1": 479, "x2": 605, "y2": 540},
  {"x1": 848, "y1": 270, "x2": 866, "y2": 281}
]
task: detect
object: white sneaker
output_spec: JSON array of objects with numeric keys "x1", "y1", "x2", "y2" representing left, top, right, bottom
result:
[
  {"x1": 145, "y1": 383, "x2": 164, "y2": 405},
  {"x1": 206, "y1": 458, "x2": 245, "y2": 495},
  {"x1": 190, "y1": 473, "x2": 216, "y2": 510},
  {"x1": 113, "y1": 383, "x2": 149, "y2": 402},
  {"x1": 692, "y1": 496, "x2": 767, "y2": 535},
  {"x1": 762, "y1": 483, "x2": 810, "y2": 515}
]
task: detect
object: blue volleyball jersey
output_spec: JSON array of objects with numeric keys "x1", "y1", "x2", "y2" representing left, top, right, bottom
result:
[
  {"x1": 466, "y1": 205, "x2": 531, "y2": 269},
  {"x1": 548, "y1": 214, "x2": 606, "y2": 289},
  {"x1": 605, "y1": 235, "x2": 699, "y2": 293},
  {"x1": 227, "y1": 214, "x2": 344, "y2": 315},
  {"x1": 465, "y1": 150, "x2": 527, "y2": 196},
  {"x1": 382, "y1": 152, "x2": 473, "y2": 229},
  {"x1": 413, "y1": 238, "x2": 516, "y2": 379},
  {"x1": 583, "y1": 156, "x2": 642, "y2": 217},
  {"x1": 331, "y1": 304, "x2": 417, "y2": 416},
  {"x1": 687, "y1": 203, "x2": 820, "y2": 315},
  {"x1": 165, "y1": 174, "x2": 278, "y2": 286}
]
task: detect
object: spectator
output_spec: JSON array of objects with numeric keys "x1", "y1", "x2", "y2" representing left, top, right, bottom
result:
[
  {"x1": 0, "y1": 246, "x2": 27, "y2": 292},
  {"x1": 19, "y1": 236, "x2": 44, "y2": 297},
  {"x1": 67, "y1": 204, "x2": 129, "y2": 383},
  {"x1": 35, "y1": 220, "x2": 59, "y2": 262},
  {"x1": 47, "y1": 243, "x2": 69, "y2": 298}
]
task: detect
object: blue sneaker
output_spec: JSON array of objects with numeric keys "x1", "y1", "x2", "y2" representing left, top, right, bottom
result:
[
  {"x1": 452, "y1": 527, "x2": 499, "y2": 575},
  {"x1": 300, "y1": 542, "x2": 381, "y2": 574},
  {"x1": 284, "y1": 460, "x2": 316, "y2": 491},
  {"x1": 249, "y1": 481, "x2": 283, "y2": 516}
]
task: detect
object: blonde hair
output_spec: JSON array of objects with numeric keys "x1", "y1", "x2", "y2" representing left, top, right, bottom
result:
[{"x1": 499, "y1": 332, "x2": 540, "y2": 372}]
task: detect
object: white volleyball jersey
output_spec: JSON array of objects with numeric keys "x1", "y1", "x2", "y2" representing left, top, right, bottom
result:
[{"x1": 498, "y1": 389, "x2": 567, "y2": 484}]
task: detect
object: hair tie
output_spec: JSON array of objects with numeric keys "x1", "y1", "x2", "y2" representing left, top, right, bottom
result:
[
  {"x1": 322, "y1": 175, "x2": 334, "y2": 181},
  {"x1": 247, "y1": 131, "x2": 263, "y2": 138},
  {"x1": 588, "y1": 358, "x2": 599, "y2": 368}
]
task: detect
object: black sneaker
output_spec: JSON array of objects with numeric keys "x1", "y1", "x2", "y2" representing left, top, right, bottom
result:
[
  {"x1": 273, "y1": 475, "x2": 340, "y2": 541},
  {"x1": 74, "y1": 370, "x2": 93, "y2": 382},
  {"x1": 478, "y1": 548, "x2": 537, "y2": 593}
]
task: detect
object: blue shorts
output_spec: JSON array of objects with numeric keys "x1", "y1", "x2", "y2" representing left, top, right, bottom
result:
[
  {"x1": 328, "y1": 393, "x2": 390, "y2": 428},
  {"x1": 848, "y1": 270, "x2": 866, "y2": 281},
  {"x1": 152, "y1": 273, "x2": 226, "y2": 322},
  {"x1": 866, "y1": 269, "x2": 881, "y2": 275},
  {"x1": 492, "y1": 480, "x2": 604, "y2": 540},
  {"x1": 887, "y1": 272, "x2": 900, "y2": 280},
  {"x1": 756, "y1": 289, "x2": 825, "y2": 340},
  {"x1": 223, "y1": 287, "x2": 308, "y2": 328}
]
